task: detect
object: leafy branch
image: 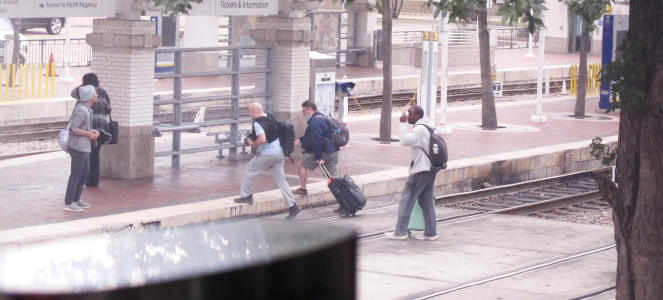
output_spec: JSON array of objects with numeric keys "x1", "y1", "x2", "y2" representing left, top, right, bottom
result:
[
  {"x1": 589, "y1": 136, "x2": 616, "y2": 166},
  {"x1": 145, "y1": 0, "x2": 203, "y2": 15}
]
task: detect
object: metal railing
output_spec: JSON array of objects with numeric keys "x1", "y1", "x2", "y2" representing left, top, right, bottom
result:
[
  {"x1": 23, "y1": 38, "x2": 91, "y2": 67},
  {"x1": 390, "y1": 30, "x2": 479, "y2": 45},
  {"x1": 153, "y1": 45, "x2": 272, "y2": 168},
  {"x1": 497, "y1": 28, "x2": 538, "y2": 49}
]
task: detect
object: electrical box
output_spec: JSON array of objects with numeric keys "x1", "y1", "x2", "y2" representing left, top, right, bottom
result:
[
  {"x1": 310, "y1": 51, "x2": 337, "y2": 117},
  {"x1": 314, "y1": 72, "x2": 336, "y2": 117}
]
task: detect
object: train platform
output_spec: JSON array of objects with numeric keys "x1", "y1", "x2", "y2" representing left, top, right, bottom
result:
[
  {"x1": 0, "y1": 47, "x2": 600, "y2": 125},
  {"x1": 0, "y1": 95, "x2": 618, "y2": 246}
]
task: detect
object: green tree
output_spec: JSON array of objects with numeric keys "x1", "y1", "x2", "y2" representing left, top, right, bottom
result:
[
  {"x1": 426, "y1": 0, "x2": 545, "y2": 129},
  {"x1": 145, "y1": 0, "x2": 203, "y2": 15},
  {"x1": 565, "y1": 0, "x2": 611, "y2": 118},
  {"x1": 593, "y1": 1, "x2": 663, "y2": 298}
]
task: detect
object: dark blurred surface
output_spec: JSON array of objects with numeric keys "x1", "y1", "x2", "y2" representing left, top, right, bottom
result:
[{"x1": 0, "y1": 220, "x2": 356, "y2": 299}]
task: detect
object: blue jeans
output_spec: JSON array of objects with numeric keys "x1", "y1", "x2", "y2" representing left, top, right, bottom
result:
[{"x1": 395, "y1": 171, "x2": 437, "y2": 237}]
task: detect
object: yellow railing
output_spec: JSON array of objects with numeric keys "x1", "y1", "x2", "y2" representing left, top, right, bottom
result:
[
  {"x1": 0, "y1": 63, "x2": 55, "y2": 101},
  {"x1": 570, "y1": 62, "x2": 601, "y2": 97}
]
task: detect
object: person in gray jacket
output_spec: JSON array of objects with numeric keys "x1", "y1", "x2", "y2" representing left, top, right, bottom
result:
[
  {"x1": 385, "y1": 105, "x2": 438, "y2": 240},
  {"x1": 63, "y1": 85, "x2": 99, "y2": 212},
  {"x1": 71, "y1": 73, "x2": 111, "y2": 187}
]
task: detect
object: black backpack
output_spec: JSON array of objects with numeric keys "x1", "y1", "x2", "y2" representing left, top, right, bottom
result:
[
  {"x1": 276, "y1": 119, "x2": 296, "y2": 163},
  {"x1": 316, "y1": 115, "x2": 350, "y2": 147},
  {"x1": 249, "y1": 114, "x2": 296, "y2": 163},
  {"x1": 417, "y1": 124, "x2": 448, "y2": 171}
]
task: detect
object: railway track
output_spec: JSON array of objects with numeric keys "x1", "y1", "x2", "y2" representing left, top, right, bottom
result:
[
  {"x1": 0, "y1": 78, "x2": 567, "y2": 144},
  {"x1": 348, "y1": 79, "x2": 568, "y2": 111},
  {"x1": 295, "y1": 169, "x2": 614, "y2": 299}
]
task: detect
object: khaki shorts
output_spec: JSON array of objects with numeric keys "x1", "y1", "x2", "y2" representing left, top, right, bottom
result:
[{"x1": 301, "y1": 151, "x2": 339, "y2": 177}]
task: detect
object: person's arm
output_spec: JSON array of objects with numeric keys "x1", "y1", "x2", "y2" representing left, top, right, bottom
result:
[
  {"x1": 248, "y1": 122, "x2": 267, "y2": 147},
  {"x1": 100, "y1": 88, "x2": 111, "y2": 114},
  {"x1": 69, "y1": 110, "x2": 99, "y2": 140},
  {"x1": 70, "y1": 87, "x2": 80, "y2": 100},
  {"x1": 311, "y1": 119, "x2": 326, "y2": 161}
]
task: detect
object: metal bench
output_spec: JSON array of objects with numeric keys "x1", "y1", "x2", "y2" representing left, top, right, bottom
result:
[{"x1": 206, "y1": 128, "x2": 253, "y2": 159}]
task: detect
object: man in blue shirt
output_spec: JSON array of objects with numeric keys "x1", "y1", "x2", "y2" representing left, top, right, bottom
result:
[
  {"x1": 292, "y1": 101, "x2": 340, "y2": 196},
  {"x1": 234, "y1": 102, "x2": 301, "y2": 220}
]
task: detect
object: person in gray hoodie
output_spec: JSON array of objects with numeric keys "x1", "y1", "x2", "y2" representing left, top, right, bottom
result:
[
  {"x1": 63, "y1": 85, "x2": 99, "y2": 212},
  {"x1": 71, "y1": 73, "x2": 111, "y2": 187},
  {"x1": 385, "y1": 105, "x2": 438, "y2": 241}
]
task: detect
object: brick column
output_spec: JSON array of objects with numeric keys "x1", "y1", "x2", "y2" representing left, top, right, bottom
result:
[
  {"x1": 251, "y1": 16, "x2": 312, "y2": 135},
  {"x1": 86, "y1": 19, "x2": 162, "y2": 179},
  {"x1": 349, "y1": 0, "x2": 377, "y2": 67}
]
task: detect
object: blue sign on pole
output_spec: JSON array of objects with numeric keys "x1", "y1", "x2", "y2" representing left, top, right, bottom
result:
[{"x1": 599, "y1": 15, "x2": 614, "y2": 109}]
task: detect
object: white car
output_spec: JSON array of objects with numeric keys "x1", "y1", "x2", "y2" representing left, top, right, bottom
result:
[{"x1": 0, "y1": 18, "x2": 27, "y2": 64}]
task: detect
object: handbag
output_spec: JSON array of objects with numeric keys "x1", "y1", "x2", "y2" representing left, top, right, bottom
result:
[
  {"x1": 58, "y1": 122, "x2": 71, "y2": 152},
  {"x1": 58, "y1": 104, "x2": 80, "y2": 152},
  {"x1": 107, "y1": 114, "x2": 118, "y2": 145}
]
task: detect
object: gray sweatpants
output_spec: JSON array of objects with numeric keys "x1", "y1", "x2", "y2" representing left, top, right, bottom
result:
[
  {"x1": 395, "y1": 171, "x2": 437, "y2": 237},
  {"x1": 65, "y1": 149, "x2": 90, "y2": 205},
  {"x1": 240, "y1": 154, "x2": 296, "y2": 208}
]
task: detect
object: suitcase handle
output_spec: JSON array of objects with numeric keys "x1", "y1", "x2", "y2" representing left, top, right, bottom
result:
[{"x1": 319, "y1": 163, "x2": 332, "y2": 180}]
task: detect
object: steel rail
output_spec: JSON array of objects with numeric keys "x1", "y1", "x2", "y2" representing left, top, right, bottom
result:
[{"x1": 409, "y1": 244, "x2": 616, "y2": 300}]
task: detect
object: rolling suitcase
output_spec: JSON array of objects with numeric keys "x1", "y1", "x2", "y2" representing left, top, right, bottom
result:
[{"x1": 320, "y1": 164, "x2": 367, "y2": 216}]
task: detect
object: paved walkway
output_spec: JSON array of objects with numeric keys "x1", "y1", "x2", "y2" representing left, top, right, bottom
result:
[{"x1": 0, "y1": 96, "x2": 618, "y2": 232}]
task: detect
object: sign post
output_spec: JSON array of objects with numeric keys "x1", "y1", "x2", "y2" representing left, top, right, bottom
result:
[
  {"x1": 531, "y1": 28, "x2": 548, "y2": 123},
  {"x1": 437, "y1": 13, "x2": 452, "y2": 134},
  {"x1": 418, "y1": 31, "x2": 438, "y2": 128}
]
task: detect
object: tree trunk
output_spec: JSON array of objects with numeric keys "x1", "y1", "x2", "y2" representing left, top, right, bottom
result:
[
  {"x1": 594, "y1": 1, "x2": 663, "y2": 299},
  {"x1": 391, "y1": 0, "x2": 403, "y2": 19},
  {"x1": 477, "y1": 5, "x2": 497, "y2": 129},
  {"x1": 379, "y1": 0, "x2": 393, "y2": 143},
  {"x1": 574, "y1": 29, "x2": 590, "y2": 118}
]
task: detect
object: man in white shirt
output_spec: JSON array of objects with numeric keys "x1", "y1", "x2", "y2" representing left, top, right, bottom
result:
[
  {"x1": 385, "y1": 105, "x2": 438, "y2": 240},
  {"x1": 234, "y1": 102, "x2": 301, "y2": 220}
]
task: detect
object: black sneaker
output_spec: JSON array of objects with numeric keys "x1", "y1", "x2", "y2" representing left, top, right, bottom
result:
[
  {"x1": 285, "y1": 204, "x2": 302, "y2": 220},
  {"x1": 233, "y1": 194, "x2": 253, "y2": 205}
]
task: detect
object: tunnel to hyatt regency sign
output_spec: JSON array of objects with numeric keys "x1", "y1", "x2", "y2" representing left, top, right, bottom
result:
[{"x1": 0, "y1": 0, "x2": 277, "y2": 17}]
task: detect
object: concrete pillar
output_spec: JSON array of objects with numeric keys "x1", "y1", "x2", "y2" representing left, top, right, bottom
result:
[
  {"x1": 182, "y1": 16, "x2": 218, "y2": 72},
  {"x1": 86, "y1": 19, "x2": 162, "y2": 179},
  {"x1": 349, "y1": 0, "x2": 377, "y2": 67},
  {"x1": 251, "y1": 16, "x2": 312, "y2": 135}
]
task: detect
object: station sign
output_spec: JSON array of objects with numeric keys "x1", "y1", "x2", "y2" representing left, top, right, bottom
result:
[
  {"x1": 0, "y1": 0, "x2": 115, "y2": 17},
  {"x1": 189, "y1": 0, "x2": 278, "y2": 16}
]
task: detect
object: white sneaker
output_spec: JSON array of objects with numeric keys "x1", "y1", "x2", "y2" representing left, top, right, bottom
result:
[
  {"x1": 412, "y1": 233, "x2": 438, "y2": 241},
  {"x1": 384, "y1": 232, "x2": 409, "y2": 240},
  {"x1": 62, "y1": 203, "x2": 84, "y2": 212},
  {"x1": 75, "y1": 200, "x2": 91, "y2": 209}
]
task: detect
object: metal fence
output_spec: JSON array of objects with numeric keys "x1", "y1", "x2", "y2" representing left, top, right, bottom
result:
[
  {"x1": 24, "y1": 38, "x2": 91, "y2": 67},
  {"x1": 153, "y1": 45, "x2": 272, "y2": 168},
  {"x1": 497, "y1": 28, "x2": 539, "y2": 49},
  {"x1": 391, "y1": 30, "x2": 479, "y2": 45}
]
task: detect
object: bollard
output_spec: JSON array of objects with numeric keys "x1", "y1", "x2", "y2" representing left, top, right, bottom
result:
[
  {"x1": 38, "y1": 63, "x2": 42, "y2": 98},
  {"x1": 32, "y1": 64, "x2": 35, "y2": 99}
]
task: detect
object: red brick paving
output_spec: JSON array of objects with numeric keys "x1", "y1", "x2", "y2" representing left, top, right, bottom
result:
[{"x1": 0, "y1": 96, "x2": 617, "y2": 231}]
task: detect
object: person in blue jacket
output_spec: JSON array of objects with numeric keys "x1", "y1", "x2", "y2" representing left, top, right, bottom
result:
[{"x1": 292, "y1": 101, "x2": 340, "y2": 196}]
